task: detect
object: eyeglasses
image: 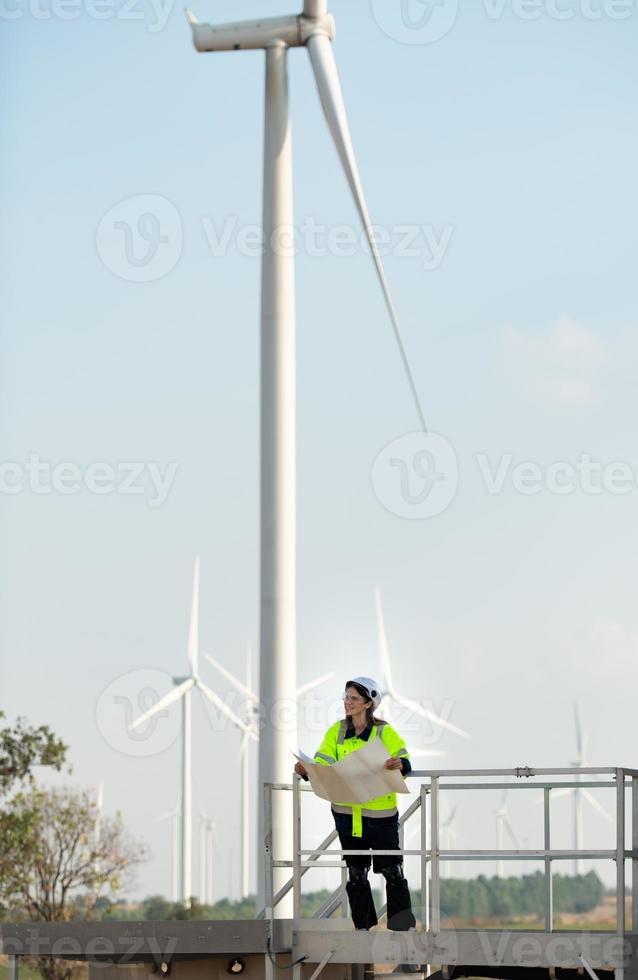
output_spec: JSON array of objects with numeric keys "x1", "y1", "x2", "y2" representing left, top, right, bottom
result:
[{"x1": 342, "y1": 693, "x2": 366, "y2": 704}]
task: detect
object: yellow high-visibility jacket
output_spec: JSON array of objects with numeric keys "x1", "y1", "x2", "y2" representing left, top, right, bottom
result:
[{"x1": 313, "y1": 718, "x2": 410, "y2": 837}]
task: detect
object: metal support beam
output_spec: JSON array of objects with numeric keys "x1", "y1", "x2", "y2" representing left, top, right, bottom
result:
[
  {"x1": 544, "y1": 786, "x2": 553, "y2": 932},
  {"x1": 307, "y1": 950, "x2": 334, "y2": 980},
  {"x1": 430, "y1": 775, "x2": 440, "y2": 934},
  {"x1": 616, "y1": 769, "x2": 626, "y2": 939}
]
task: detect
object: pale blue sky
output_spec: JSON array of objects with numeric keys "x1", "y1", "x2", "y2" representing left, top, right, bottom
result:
[{"x1": 2, "y1": 0, "x2": 637, "y2": 900}]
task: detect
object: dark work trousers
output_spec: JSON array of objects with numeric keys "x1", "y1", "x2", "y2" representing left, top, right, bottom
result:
[{"x1": 333, "y1": 810, "x2": 416, "y2": 931}]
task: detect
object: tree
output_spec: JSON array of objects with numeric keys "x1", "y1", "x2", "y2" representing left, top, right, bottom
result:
[
  {"x1": 0, "y1": 712, "x2": 68, "y2": 796},
  {"x1": 0, "y1": 786, "x2": 149, "y2": 980}
]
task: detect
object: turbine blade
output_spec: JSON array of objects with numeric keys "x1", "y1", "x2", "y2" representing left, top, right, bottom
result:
[
  {"x1": 503, "y1": 816, "x2": 521, "y2": 849},
  {"x1": 374, "y1": 588, "x2": 395, "y2": 696},
  {"x1": 296, "y1": 672, "x2": 333, "y2": 697},
  {"x1": 129, "y1": 677, "x2": 194, "y2": 731},
  {"x1": 392, "y1": 693, "x2": 471, "y2": 740},
  {"x1": 203, "y1": 651, "x2": 258, "y2": 703},
  {"x1": 184, "y1": 7, "x2": 198, "y2": 26},
  {"x1": 188, "y1": 556, "x2": 200, "y2": 675},
  {"x1": 306, "y1": 33, "x2": 427, "y2": 433},
  {"x1": 547, "y1": 787, "x2": 573, "y2": 801},
  {"x1": 196, "y1": 678, "x2": 259, "y2": 740},
  {"x1": 581, "y1": 788, "x2": 615, "y2": 826}
]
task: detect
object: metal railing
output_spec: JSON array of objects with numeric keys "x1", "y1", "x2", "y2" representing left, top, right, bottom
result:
[{"x1": 263, "y1": 767, "x2": 638, "y2": 937}]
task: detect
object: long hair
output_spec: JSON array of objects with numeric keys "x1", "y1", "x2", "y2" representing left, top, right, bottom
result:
[{"x1": 345, "y1": 680, "x2": 384, "y2": 727}]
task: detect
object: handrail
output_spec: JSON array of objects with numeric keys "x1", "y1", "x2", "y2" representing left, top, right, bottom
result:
[{"x1": 263, "y1": 766, "x2": 638, "y2": 934}]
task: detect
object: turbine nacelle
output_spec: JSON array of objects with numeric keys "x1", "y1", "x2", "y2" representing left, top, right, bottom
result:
[{"x1": 186, "y1": 12, "x2": 335, "y2": 54}]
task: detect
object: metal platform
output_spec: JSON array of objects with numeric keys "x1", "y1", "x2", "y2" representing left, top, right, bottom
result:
[
  {"x1": 2, "y1": 767, "x2": 636, "y2": 980},
  {"x1": 262, "y1": 767, "x2": 638, "y2": 979}
]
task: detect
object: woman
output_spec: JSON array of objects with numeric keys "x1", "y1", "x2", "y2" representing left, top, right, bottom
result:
[{"x1": 295, "y1": 676, "x2": 416, "y2": 932}]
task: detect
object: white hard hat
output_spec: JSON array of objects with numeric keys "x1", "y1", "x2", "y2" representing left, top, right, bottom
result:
[{"x1": 347, "y1": 676, "x2": 382, "y2": 710}]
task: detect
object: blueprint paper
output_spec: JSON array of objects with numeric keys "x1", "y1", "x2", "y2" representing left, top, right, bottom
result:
[{"x1": 295, "y1": 736, "x2": 408, "y2": 805}]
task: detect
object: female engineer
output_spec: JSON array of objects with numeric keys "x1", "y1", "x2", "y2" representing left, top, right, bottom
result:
[{"x1": 294, "y1": 676, "x2": 416, "y2": 932}]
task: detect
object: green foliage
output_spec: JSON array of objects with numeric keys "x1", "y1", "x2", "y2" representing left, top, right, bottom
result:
[
  {"x1": 0, "y1": 786, "x2": 149, "y2": 925},
  {"x1": 0, "y1": 712, "x2": 68, "y2": 797},
  {"x1": 434, "y1": 871, "x2": 604, "y2": 920}
]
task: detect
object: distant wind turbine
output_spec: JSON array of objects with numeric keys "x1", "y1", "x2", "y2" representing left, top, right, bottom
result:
[
  {"x1": 158, "y1": 794, "x2": 181, "y2": 902},
  {"x1": 494, "y1": 790, "x2": 521, "y2": 878},
  {"x1": 374, "y1": 588, "x2": 471, "y2": 745},
  {"x1": 204, "y1": 649, "x2": 333, "y2": 899},
  {"x1": 199, "y1": 810, "x2": 214, "y2": 906},
  {"x1": 552, "y1": 702, "x2": 614, "y2": 875},
  {"x1": 129, "y1": 557, "x2": 256, "y2": 906}
]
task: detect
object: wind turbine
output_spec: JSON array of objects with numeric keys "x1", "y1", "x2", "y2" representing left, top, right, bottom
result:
[
  {"x1": 442, "y1": 806, "x2": 461, "y2": 879},
  {"x1": 374, "y1": 588, "x2": 471, "y2": 745},
  {"x1": 204, "y1": 648, "x2": 333, "y2": 899},
  {"x1": 158, "y1": 793, "x2": 181, "y2": 902},
  {"x1": 129, "y1": 557, "x2": 256, "y2": 906},
  {"x1": 185, "y1": 0, "x2": 427, "y2": 909},
  {"x1": 199, "y1": 810, "x2": 214, "y2": 906},
  {"x1": 552, "y1": 702, "x2": 614, "y2": 875},
  {"x1": 494, "y1": 790, "x2": 521, "y2": 878}
]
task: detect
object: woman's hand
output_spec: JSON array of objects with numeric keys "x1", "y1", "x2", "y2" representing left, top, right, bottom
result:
[
  {"x1": 294, "y1": 761, "x2": 308, "y2": 777},
  {"x1": 384, "y1": 757, "x2": 403, "y2": 771}
]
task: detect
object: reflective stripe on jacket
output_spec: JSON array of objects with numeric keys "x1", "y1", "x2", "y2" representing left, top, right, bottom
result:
[{"x1": 313, "y1": 718, "x2": 409, "y2": 837}]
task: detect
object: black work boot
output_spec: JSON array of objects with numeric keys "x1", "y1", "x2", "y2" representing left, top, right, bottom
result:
[
  {"x1": 385, "y1": 873, "x2": 416, "y2": 931},
  {"x1": 346, "y1": 879, "x2": 378, "y2": 930}
]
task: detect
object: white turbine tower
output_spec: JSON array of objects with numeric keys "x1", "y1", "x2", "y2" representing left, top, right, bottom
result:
[
  {"x1": 129, "y1": 557, "x2": 256, "y2": 907},
  {"x1": 552, "y1": 702, "x2": 614, "y2": 875},
  {"x1": 374, "y1": 588, "x2": 471, "y2": 744},
  {"x1": 494, "y1": 790, "x2": 521, "y2": 878},
  {"x1": 199, "y1": 811, "x2": 214, "y2": 906},
  {"x1": 204, "y1": 649, "x2": 333, "y2": 899},
  {"x1": 185, "y1": 0, "x2": 427, "y2": 909},
  {"x1": 158, "y1": 794, "x2": 181, "y2": 902},
  {"x1": 442, "y1": 806, "x2": 460, "y2": 879}
]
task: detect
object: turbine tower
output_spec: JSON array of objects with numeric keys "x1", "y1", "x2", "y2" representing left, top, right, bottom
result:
[
  {"x1": 551, "y1": 702, "x2": 614, "y2": 875},
  {"x1": 494, "y1": 790, "x2": 521, "y2": 878},
  {"x1": 158, "y1": 793, "x2": 181, "y2": 902},
  {"x1": 129, "y1": 557, "x2": 256, "y2": 906},
  {"x1": 185, "y1": 0, "x2": 426, "y2": 909},
  {"x1": 204, "y1": 648, "x2": 333, "y2": 899}
]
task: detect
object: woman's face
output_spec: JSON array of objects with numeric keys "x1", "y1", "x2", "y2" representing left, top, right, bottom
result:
[{"x1": 343, "y1": 685, "x2": 371, "y2": 714}]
